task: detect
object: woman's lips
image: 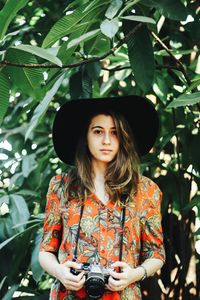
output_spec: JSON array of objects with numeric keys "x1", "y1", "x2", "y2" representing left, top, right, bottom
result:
[{"x1": 100, "y1": 149, "x2": 112, "y2": 154}]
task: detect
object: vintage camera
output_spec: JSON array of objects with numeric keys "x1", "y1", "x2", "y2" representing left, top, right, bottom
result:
[{"x1": 71, "y1": 263, "x2": 111, "y2": 299}]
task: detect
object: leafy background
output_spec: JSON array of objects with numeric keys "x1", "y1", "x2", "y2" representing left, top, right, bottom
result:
[{"x1": 0, "y1": 0, "x2": 199, "y2": 299}]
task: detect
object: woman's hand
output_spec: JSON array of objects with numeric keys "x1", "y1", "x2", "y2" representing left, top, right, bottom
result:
[
  {"x1": 55, "y1": 261, "x2": 85, "y2": 291},
  {"x1": 106, "y1": 261, "x2": 144, "y2": 292}
]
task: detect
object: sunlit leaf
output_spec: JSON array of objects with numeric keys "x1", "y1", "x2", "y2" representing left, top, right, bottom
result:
[
  {"x1": 42, "y1": 2, "x2": 109, "y2": 48},
  {"x1": 5, "y1": 48, "x2": 45, "y2": 99},
  {"x1": 121, "y1": 15, "x2": 156, "y2": 24},
  {"x1": 100, "y1": 18, "x2": 119, "y2": 38},
  {"x1": 1, "y1": 284, "x2": 19, "y2": 300},
  {"x1": 67, "y1": 29, "x2": 100, "y2": 49},
  {"x1": 25, "y1": 73, "x2": 65, "y2": 141},
  {"x1": 84, "y1": 32, "x2": 110, "y2": 55},
  {"x1": 15, "y1": 44, "x2": 63, "y2": 67},
  {"x1": 9, "y1": 172, "x2": 24, "y2": 190},
  {"x1": 167, "y1": 92, "x2": 200, "y2": 108},
  {"x1": 0, "y1": 0, "x2": 29, "y2": 41},
  {"x1": 10, "y1": 195, "x2": 30, "y2": 232},
  {"x1": 105, "y1": 0, "x2": 123, "y2": 19},
  {"x1": 182, "y1": 196, "x2": 200, "y2": 212}
]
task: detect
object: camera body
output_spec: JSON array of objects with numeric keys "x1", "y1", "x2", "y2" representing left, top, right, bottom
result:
[{"x1": 71, "y1": 263, "x2": 111, "y2": 299}]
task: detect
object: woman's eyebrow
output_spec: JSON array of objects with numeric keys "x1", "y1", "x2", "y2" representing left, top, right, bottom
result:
[
  {"x1": 91, "y1": 125, "x2": 104, "y2": 129},
  {"x1": 91, "y1": 125, "x2": 116, "y2": 129}
]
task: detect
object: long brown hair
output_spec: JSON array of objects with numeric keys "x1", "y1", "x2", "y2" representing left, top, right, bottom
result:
[{"x1": 64, "y1": 111, "x2": 140, "y2": 204}]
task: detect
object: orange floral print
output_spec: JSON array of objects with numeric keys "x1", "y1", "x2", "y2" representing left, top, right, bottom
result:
[{"x1": 40, "y1": 174, "x2": 165, "y2": 300}]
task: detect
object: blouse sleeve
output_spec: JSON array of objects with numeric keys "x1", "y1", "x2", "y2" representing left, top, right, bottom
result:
[
  {"x1": 140, "y1": 178, "x2": 165, "y2": 263},
  {"x1": 40, "y1": 175, "x2": 63, "y2": 253}
]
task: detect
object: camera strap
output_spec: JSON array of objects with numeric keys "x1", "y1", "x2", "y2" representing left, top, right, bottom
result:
[
  {"x1": 119, "y1": 195, "x2": 126, "y2": 262},
  {"x1": 73, "y1": 195, "x2": 127, "y2": 263},
  {"x1": 73, "y1": 202, "x2": 85, "y2": 261}
]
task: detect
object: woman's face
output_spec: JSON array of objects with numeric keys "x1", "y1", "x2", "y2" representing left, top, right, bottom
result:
[{"x1": 87, "y1": 114, "x2": 119, "y2": 165}]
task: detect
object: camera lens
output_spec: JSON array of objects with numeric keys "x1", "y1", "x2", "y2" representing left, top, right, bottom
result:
[{"x1": 85, "y1": 277, "x2": 105, "y2": 299}]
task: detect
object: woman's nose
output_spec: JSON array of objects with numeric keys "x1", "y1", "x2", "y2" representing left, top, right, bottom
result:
[{"x1": 102, "y1": 132, "x2": 111, "y2": 144}]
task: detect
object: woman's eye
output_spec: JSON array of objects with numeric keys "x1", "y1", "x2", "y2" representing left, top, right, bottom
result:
[
  {"x1": 93, "y1": 130, "x2": 103, "y2": 135},
  {"x1": 111, "y1": 130, "x2": 117, "y2": 136}
]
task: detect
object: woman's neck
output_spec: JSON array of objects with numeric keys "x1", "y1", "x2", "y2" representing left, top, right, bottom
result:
[
  {"x1": 91, "y1": 161, "x2": 109, "y2": 205},
  {"x1": 91, "y1": 160, "x2": 107, "y2": 182}
]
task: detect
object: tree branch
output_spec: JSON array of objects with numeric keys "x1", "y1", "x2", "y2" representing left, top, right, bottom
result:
[
  {"x1": 151, "y1": 31, "x2": 191, "y2": 86},
  {"x1": 0, "y1": 23, "x2": 143, "y2": 69}
]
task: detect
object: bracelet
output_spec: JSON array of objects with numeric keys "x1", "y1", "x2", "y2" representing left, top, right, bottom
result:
[{"x1": 139, "y1": 265, "x2": 147, "y2": 281}]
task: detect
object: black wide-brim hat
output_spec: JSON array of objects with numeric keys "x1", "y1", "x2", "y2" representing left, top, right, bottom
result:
[{"x1": 52, "y1": 95, "x2": 159, "y2": 165}]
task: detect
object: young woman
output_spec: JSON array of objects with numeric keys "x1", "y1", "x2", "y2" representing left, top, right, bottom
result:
[{"x1": 39, "y1": 95, "x2": 165, "y2": 300}]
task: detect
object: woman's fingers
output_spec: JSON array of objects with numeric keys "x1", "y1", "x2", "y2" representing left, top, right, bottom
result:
[
  {"x1": 61, "y1": 261, "x2": 84, "y2": 282},
  {"x1": 109, "y1": 269, "x2": 126, "y2": 280},
  {"x1": 111, "y1": 261, "x2": 128, "y2": 268},
  {"x1": 64, "y1": 275, "x2": 86, "y2": 291},
  {"x1": 64, "y1": 260, "x2": 82, "y2": 270}
]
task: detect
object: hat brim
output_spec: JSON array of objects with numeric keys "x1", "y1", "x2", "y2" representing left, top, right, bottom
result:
[{"x1": 52, "y1": 95, "x2": 159, "y2": 165}]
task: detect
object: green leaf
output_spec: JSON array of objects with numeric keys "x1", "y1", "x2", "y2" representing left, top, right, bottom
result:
[
  {"x1": 69, "y1": 71, "x2": 82, "y2": 99},
  {"x1": 42, "y1": 2, "x2": 109, "y2": 48},
  {"x1": 31, "y1": 233, "x2": 44, "y2": 282},
  {"x1": 1, "y1": 284, "x2": 19, "y2": 300},
  {"x1": 167, "y1": 92, "x2": 200, "y2": 108},
  {"x1": 14, "y1": 44, "x2": 63, "y2": 67},
  {"x1": 195, "y1": 228, "x2": 200, "y2": 235},
  {"x1": 158, "y1": 0, "x2": 187, "y2": 21},
  {"x1": 155, "y1": 49, "x2": 195, "y2": 57},
  {"x1": 67, "y1": 29, "x2": 100, "y2": 49},
  {"x1": 86, "y1": 61, "x2": 101, "y2": 80},
  {"x1": 81, "y1": 69, "x2": 92, "y2": 98},
  {"x1": 0, "y1": 223, "x2": 39, "y2": 250},
  {"x1": 182, "y1": 196, "x2": 200, "y2": 213},
  {"x1": 140, "y1": 0, "x2": 187, "y2": 21},
  {"x1": 100, "y1": 18, "x2": 119, "y2": 38},
  {"x1": 100, "y1": 75, "x2": 117, "y2": 96},
  {"x1": 121, "y1": 15, "x2": 156, "y2": 24},
  {"x1": 0, "y1": 276, "x2": 7, "y2": 291},
  {"x1": 22, "y1": 154, "x2": 37, "y2": 178},
  {"x1": 5, "y1": 48, "x2": 45, "y2": 99},
  {"x1": 48, "y1": 20, "x2": 96, "y2": 81},
  {"x1": 10, "y1": 195, "x2": 30, "y2": 232},
  {"x1": 0, "y1": 195, "x2": 9, "y2": 206},
  {"x1": 0, "y1": 0, "x2": 29, "y2": 41},
  {"x1": 127, "y1": 25, "x2": 155, "y2": 92},
  {"x1": 25, "y1": 73, "x2": 65, "y2": 141},
  {"x1": 105, "y1": 0, "x2": 123, "y2": 19},
  {"x1": 16, "y1": 189, "x2": 40, "y2": 197},
  {"x1": 9, "y1": 172, "x2": 24, "y2": 190},
  {"x1": 84, "y1": 32, "x2": 110, "y2": 55},
  {"x1": 186, "y1": 78, "x2": 200, "y2": 93},
  {"x1": 0, "y1": 72, "x2": 10, "y2": 125}
]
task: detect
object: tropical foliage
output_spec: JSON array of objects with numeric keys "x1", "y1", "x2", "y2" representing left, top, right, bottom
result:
[{"x1": 0, "y1": 0, "x2": 199, "y2": 299}]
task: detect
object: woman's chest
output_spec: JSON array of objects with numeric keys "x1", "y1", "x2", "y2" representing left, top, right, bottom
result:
[{"x1": 60, "y1": 197, "x2": 141, "y2": 240}]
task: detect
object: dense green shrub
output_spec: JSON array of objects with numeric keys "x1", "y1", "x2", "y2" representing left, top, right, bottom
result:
[{"x1": 0, "y1": 1, "x2": 199, "y2": 299}]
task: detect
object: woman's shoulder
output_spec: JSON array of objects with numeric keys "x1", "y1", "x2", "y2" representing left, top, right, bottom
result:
[
  {"x1": 137, "y1": 175, "x2": 162, "y2": 200},
  {"x1": 47, "y1": 172, "x2": 69, "y2": 192},
  {"x1": 49, "y1": 172, "x2": 68, "y2": 184}
]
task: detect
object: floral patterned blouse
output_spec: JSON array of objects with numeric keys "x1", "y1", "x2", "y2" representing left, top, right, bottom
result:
[{"x1": 40, "y1": 174, "x2": 165, "y2": 300}]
